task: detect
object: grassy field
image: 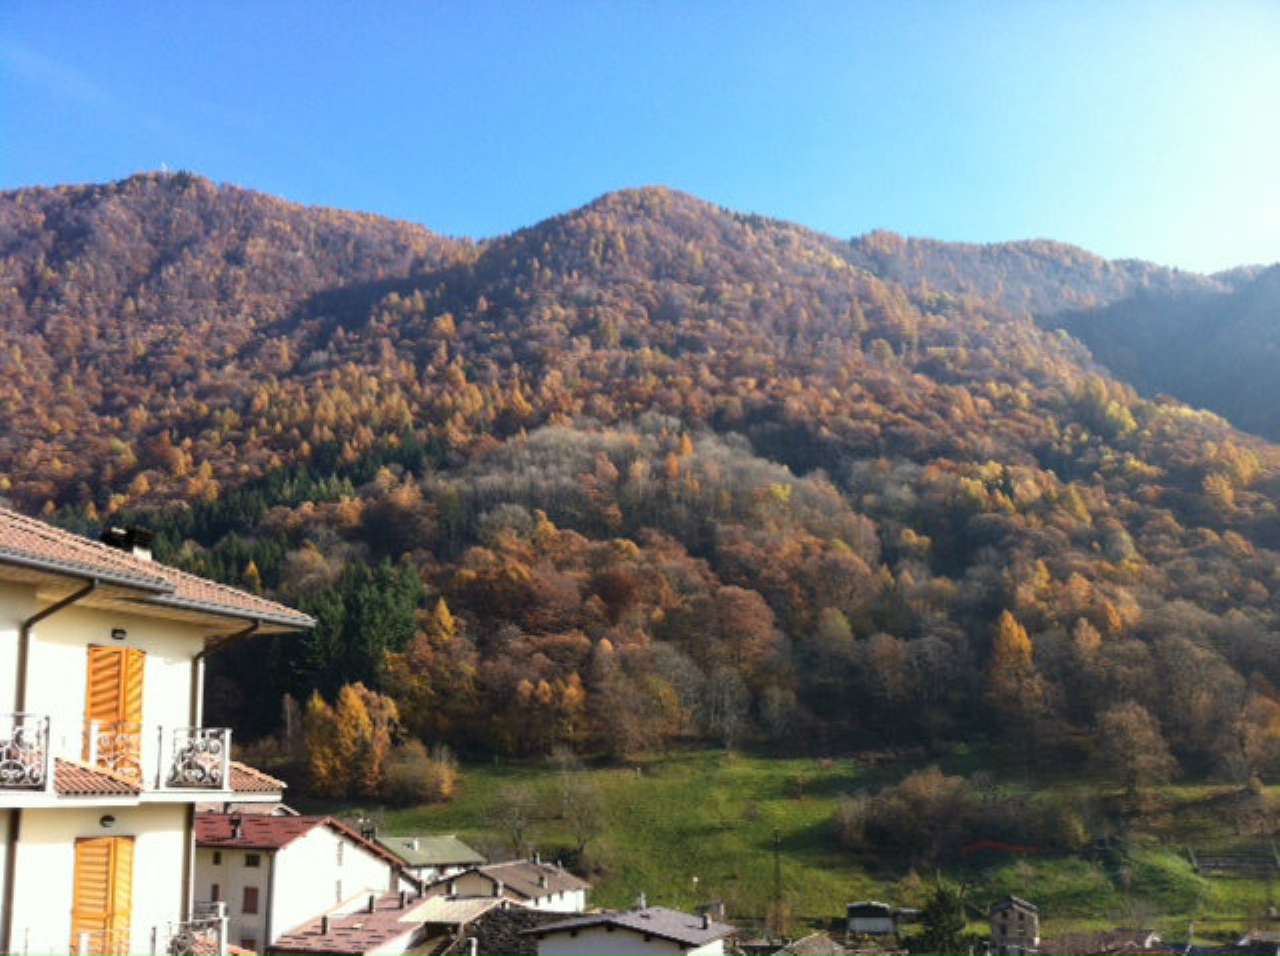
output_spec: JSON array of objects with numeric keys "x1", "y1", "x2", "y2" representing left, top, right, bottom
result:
[{"x1": 297, "y1": 749, "x2": 1280, "y2": 942}]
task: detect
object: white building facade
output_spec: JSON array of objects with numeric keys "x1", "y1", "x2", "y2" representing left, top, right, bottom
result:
[
  {"x1": 195, "y1": 814, "x2": 417, "y2": 951},
  {"x1": 0, "y1": 511, "x2": 312, "y2": 954}
]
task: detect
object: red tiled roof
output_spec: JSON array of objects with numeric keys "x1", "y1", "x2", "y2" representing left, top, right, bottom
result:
[
  {"x1": 196, "y1": 814, "x2": 322, "y2": 849},
  {"x1": 0, "y1": 507, "x2": 313, "y2": 630},
  {"x1": 55, "y1": 758, "x2": 141, "y2": 797},
  {"x1": 230, "y1": 761, "x2": 287, "y2": 793},
  {"x1": 269, "y1": 892, "x2": 426, "y2": 955},
  {"x1": 196, "y1": 814, "x2": 409, "y2": 871}
]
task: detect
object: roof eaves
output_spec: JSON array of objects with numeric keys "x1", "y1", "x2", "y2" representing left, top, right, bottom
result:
[
  {"x1": 0, "y1": 547, "x2": 173, "y2": 594},
  {"x1": 138, "y1": 593, "x2": 314, "y2": 630}
]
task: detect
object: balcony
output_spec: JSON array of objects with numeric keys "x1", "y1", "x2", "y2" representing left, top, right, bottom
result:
[
  {"x1": 0, "y1": 714, "x2": 232, "y2": 795},
  {"x1": 0, "y1": 713, "x2": 51, "y2": 790},
  {"x1": 153, "y1": 901, "x2": 228, "y2": 956}
]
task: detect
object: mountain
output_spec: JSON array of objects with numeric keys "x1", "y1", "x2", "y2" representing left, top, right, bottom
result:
[
  {"x1": 1051, "y1": 265, "x2": 1280, "y2": 439},
  {"x1": 843, "y1": 229, "x2": 1227, "y2": 318},
  {"x1": 3, "y1": 173, "x2": 1280, "y2": 783}
]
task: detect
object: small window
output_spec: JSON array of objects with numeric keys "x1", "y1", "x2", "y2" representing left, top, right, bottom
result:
[
  {"x1": 243, "y1": 886, "x2": 259, "y2": 915},
  {"x1": 337, "y1": 841, "x2": 344, "y2": 865},
  {"x1": 211, "y1": 884, "x2": 221, "y2": 902},
  {"x1": 335, "y1": 880, "x2": 343, "y2": 904},
  {"x1": 245, "y1": 853, "x2": 261, "y2": 868},
  {"x1": 212, "y1": 851, "x2": 222, "y2": 866}
]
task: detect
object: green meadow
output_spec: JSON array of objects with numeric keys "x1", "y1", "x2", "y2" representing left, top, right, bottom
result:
[{"x1": 302, "y1": 749, "x2": 1279, "y2": 943}]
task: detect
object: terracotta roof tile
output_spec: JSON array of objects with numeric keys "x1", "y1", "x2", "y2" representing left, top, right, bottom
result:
[
  {"x1": 196, "y1": 813, "x2": 408, "y2": 871},
  {"x1": 270, "y1": 893, "x2": 427, "y2": 954},
  {"x1": 0, "y1": 506, "x2": 313, "y2": 629},
  {"x1": 196, "y1": 814, "x2": 322, "y2": 850},
  {"x1": 230, "y1": 761, "x2": 288, "y2": 793},
  {"x1": 55, "y1": 758, "x2": 141, "y2": 796}
]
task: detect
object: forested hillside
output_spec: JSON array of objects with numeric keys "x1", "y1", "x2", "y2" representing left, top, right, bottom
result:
[
  {"x1": 844, "y1": 229, "x2": 1226, "y2": 318},
  {"x1": 4, "y1": 173, "x2": 1280, "y2": 797},
  {"x1": 1053, "y1": 266, "x2": 1280, "y2": 439}
]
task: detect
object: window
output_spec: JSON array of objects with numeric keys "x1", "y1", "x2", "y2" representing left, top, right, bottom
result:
[
  {"x1": 242, "y1": 887, "x2": 259, "y2": 915},
  {"x1": 211, "y1": 884, "x2": 221, "y2": 902},
  {"x1": 337, "y1": 841, "x2": 344, "y2": 866},
  {"x1": 212, "y1": 852, "x2": 222, "y2": 866},
  {"x1": 245, "y1": 853, "x2": 261, "y2": 868},
  {"x1": 335, "y1": 880, "x2": 343, "y2": 904},
  {"x1": 241, "y1": 938, "x2": 256, "y2": 952}
]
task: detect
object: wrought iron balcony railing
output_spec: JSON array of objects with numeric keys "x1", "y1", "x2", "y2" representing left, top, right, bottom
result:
[
  {"x1": 162, "y1": 727, "x2": 231, "y2": 790},
  {"x1": 0, "y1": 714, "x2": 234, "y2": 795},
  {"x1": 85, "y1": 720, "x2": 143, "y2": 782},
  {"x1": 154, "y1": 901, "x2": 227, "y2": 956},
  {"x1": 72, "y1": 927, "x2": 131, "y2": 956},
  {"x1": 0, "y1": 713, "x2": 51, "y2": 790}
]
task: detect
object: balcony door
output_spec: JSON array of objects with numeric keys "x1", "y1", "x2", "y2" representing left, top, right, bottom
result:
[
  {"x1": 84, "y1": 645, "x2": 145, "y2": 781},
  {"x1": 71, "y1": 836, "x2": 133, "y2": 955}
]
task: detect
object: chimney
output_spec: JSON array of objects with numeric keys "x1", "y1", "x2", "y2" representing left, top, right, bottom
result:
[
  {"x1": 701, "y1": 914, "x2": 710, "y2": 930},
  {"x1": 538, "y1": 874, "x2": 547, "y2": 889},
  {"x1": 411, "y1": 838, "x2": 419, "y2": 851},
  {"x1": 230, "y1": 816, "x2": 243, "y2": 840},
  {"x1": 99, "y1": 525, "x2": 154, "y2": 561},
  {"x1": 360, "y1": 821, "x2": 376, "y2": 841},
  {"x1": 399, "y1": 889, "x2": 408, "y2": 908},
  {"x1": 320, "y1": 916, "x2": 330, "y2": 935},
  {"x1": 448, "y1": 880, "x2": 457, "y2": 896},
  {"x1": 494, "y1": 880, "x2": 504, "y2": 898},
  {"x1": 534, "y1": 850, "x2": 541, "y2": 864},
  {"x1": 638, "y1": 892, "x2": 647, "y2": 910},
  {"x1": 367, "y1": 894, "x2": 376, "y2": 914}
]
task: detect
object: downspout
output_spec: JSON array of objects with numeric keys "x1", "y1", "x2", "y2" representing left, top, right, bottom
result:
[
  {"x1": 16, "y1": 578, "x2": 97, "y2": 710},
  {"x1": 184, "y1": 620, "x2": 258, "y2": 930},
  {"x1": 4, "y1": 578, "x2": 97, "y2": 954},
  {"x1": 180, "y1": 803, "x2": 195, "y2": 922}
]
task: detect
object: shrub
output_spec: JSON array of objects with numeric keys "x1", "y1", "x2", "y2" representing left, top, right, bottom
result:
[{"x1": 382, "y1": 741, "x2": 459, "y2": 806}]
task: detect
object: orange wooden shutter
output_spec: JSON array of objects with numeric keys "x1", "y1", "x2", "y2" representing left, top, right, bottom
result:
[
  {"x1": 84, "y1": 646, "x2": 145, "y2": 778},
  {"x1": 109, "y1": 836, "x2": 134, "y2": 947},
  {"x1": 71, "y1": 837, "x2": 132, "y2": 954}
]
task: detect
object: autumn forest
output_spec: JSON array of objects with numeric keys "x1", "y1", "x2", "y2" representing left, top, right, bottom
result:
[{"x1": 3, "y1": 172, "x2": 1280, "y2": 801}]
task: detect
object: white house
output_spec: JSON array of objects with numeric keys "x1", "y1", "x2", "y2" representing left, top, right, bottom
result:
[
  {"x1": 0, "y1": 511, "x2": 313, "y2": 955},
  {"x1": 426, "y1": 859, "x2": 589, "y2": 913},
  {"x1": 845, "y1": 900, "x2": 900, "y2": 937},
  {"x1": 195, "y1": 814, "x2": 418, "y2": 952},
  {"x1": 523, "y1": 906, "x2": 736, "y2": 956},
  {"x1": 368, "y1": 831, "x2": 484, "y2": 882}
]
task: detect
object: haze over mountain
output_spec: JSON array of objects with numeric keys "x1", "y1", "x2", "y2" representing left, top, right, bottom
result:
[{"x1": 3, "y1": 172, "x2": 1280, "y2": 783}]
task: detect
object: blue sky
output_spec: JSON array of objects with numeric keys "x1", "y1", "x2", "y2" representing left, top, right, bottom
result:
[{"x1": 2, "y1": 1, "x2": 1277, "y2": 272}]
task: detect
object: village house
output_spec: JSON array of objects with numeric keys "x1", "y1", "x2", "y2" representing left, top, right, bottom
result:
[
  {"x1": 0, "y1": 512, "x2": 312, "y2": 955},
  {"x1": 523, "y1": 905, "x2": 737, "y2": 956},
  {"x1": 989, "y1": 896, "x2": 1041, "y2": 954},
  {"x1": 366, "y1": 830, "x2": 484, "y2": 882},
  {"x1": 426, "y1": 858, "x2": 590, "y2": 913},
  {"x1": 267, "y1": 888, "x2": 509, "y2": 956},
  {"x1": 195, "y1": 813, "x2": 418, "y2": 952}
]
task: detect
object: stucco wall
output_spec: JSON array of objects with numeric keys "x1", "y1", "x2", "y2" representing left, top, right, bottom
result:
[
  {"x1": 30, "y1": 604, "x2": 209, "y2": 784},
  {"x1": 535, "y1": 927, "x2": 724, "y2": 956},
  {"x1": 0, "y1": 580, "x2": 38, "y2": 713},
  {"x1": 271, "y1": 825, "x2": 401, "y2": 938},
  {"x1": 196, "y1": 825, "x2": 405, "y2": 948},
  {"x1": 440, "y1": 872, "x2": 584, "y2": 912},
  {"x1": 195, "y1": 846, "x2": 270, "y2": 951},
  {"x1": 10, "y1": 803, "x2": 187, "y2": 956}
]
